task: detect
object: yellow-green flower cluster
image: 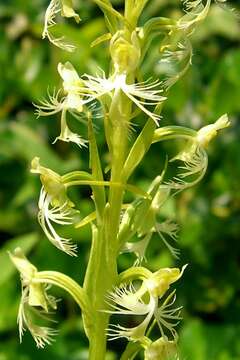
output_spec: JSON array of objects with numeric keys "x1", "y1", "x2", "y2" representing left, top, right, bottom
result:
[{"x1": 107, "y1": 265, "x2": 187, "y2": 351}]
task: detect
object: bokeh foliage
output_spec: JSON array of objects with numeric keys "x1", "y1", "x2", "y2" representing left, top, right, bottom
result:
[{"x1": 0, "y1": 0, "x2": 240, "y2": 359}]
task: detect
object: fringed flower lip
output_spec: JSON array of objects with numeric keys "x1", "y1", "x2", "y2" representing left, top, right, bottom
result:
[
  {"x1": 42, "y1": 0, "x2": 80, "y2": 52},
  {"x1": 52, "y1": 108, "x2": 88, "y2": 148},
  {"x1": 37, "y1": 187, "x2": 78, "y2": 256},
  {"x1": 83, "y1": 72, "x2": 166, "y2": 124},
  {"x1": 35, "y1": 61, "x2": 166, "y2": 137},
  {"x1": 105, "y1": 265, "x2": 187, "y2": 343},
  {"x1": 9, "y1": 248, "x2": 93, "y2": 349}
]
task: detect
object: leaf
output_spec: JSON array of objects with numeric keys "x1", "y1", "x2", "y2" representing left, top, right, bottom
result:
[
  {"x1": 91, "y1": 32, "x2": 112, "y2": 48},
  {"x1": 92, "y1": 0, "x2": 123, "y2": 33},
  {"x1": 88, "y1": 115, "x2": 106, "y2": 218},
  {"x1": 122, "y1": 119, "x2": 156, "y2": 180},
  {"x1": 0, "y1": 122, "x2": 77, "y2": 172},
  {"x1": 0, "y1": 280, "x2": 19, "y2": 332}
]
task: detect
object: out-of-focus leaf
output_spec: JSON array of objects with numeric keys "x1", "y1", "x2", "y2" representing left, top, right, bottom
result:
[
  {"x1": 193, "y1": 4, "x2": 240, "y2": 41},
  {"x1": 0, "y1": 122, "x2": 78, "y2": 172},
  {"x1": 180, "y1": 320, "x2": 240, "y2": 360},
  {"x1": 0, "y1": 280, "x2": 19, "y2": 332}
]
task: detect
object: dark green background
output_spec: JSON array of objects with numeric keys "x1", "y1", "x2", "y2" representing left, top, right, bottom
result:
[{"x1": 0, "y1": 0, "x2": 240, "y2": 359}]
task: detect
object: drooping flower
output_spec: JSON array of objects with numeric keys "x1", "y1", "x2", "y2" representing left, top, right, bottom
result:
[
  {"x1": 159, "y1": 35, "x2": 193, "y2": 91},
  {"x1": 167, "y1": 114, "x2": 230, "y2": 191},
  {"x1": 42, "y1": 0, "x2": 80, "y2": 51},
  {"x1": 9, "y1": 248, "x2": 58, "y2": 348},
  {"x1": 31, "y1": 157, "x2": 78, "y2": 256},
  {"x1": 121, "y1": 180, "x2": 180, "y2": 261},
  {"x1": 177, "y1": 0, "x2": 211, "y2": 31}
]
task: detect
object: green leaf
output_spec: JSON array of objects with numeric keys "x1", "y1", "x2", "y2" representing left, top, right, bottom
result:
[
  {"x1": 88, "y1": 115, "x2": 106, "y2": 219},
  {"x1": 92, "y1": 0, "x2": 123, "y2": 33},
  {"x1": 0, "y1": 122, "x2": 78, "y2": 172},
  {"x1": 122, "y1": 119, "x2": 156, "y2": 180}
]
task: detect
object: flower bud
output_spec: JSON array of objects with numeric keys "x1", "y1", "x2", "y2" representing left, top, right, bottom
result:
[
  {"x1": 110, "y1": 31, "x2": 141, "y2": 73},
  {"x1": 144, "y1": 337, "x2": 177, "y2": 360}
]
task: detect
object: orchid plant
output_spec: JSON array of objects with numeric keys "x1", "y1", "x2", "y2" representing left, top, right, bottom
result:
[{"x1": 9, "y1": 1, "x2": 232, "y2": 359}]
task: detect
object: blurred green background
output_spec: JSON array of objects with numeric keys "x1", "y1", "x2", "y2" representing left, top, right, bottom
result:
[{"x1": 0, "y1": 0, "x2": 240, "y2": 359}]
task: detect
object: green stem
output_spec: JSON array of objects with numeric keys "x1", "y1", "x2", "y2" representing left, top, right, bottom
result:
[
  {"x1": 84, "y1": 84, "x2": 132, "y2": 359},
  {"x1": 36, "y1": 271, "x2": 93, "y2": 338},
  {"x1": 120, "y1": 342, "x2": 141, "y2": 360}
]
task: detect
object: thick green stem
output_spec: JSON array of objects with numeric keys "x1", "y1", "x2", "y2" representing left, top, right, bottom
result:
[
  {"x1": 85, "y1": 85, "x2": 132, "y2": 359},
  {"x1": 84, "y1": 221, "x2": 117, "y2": 360}
]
